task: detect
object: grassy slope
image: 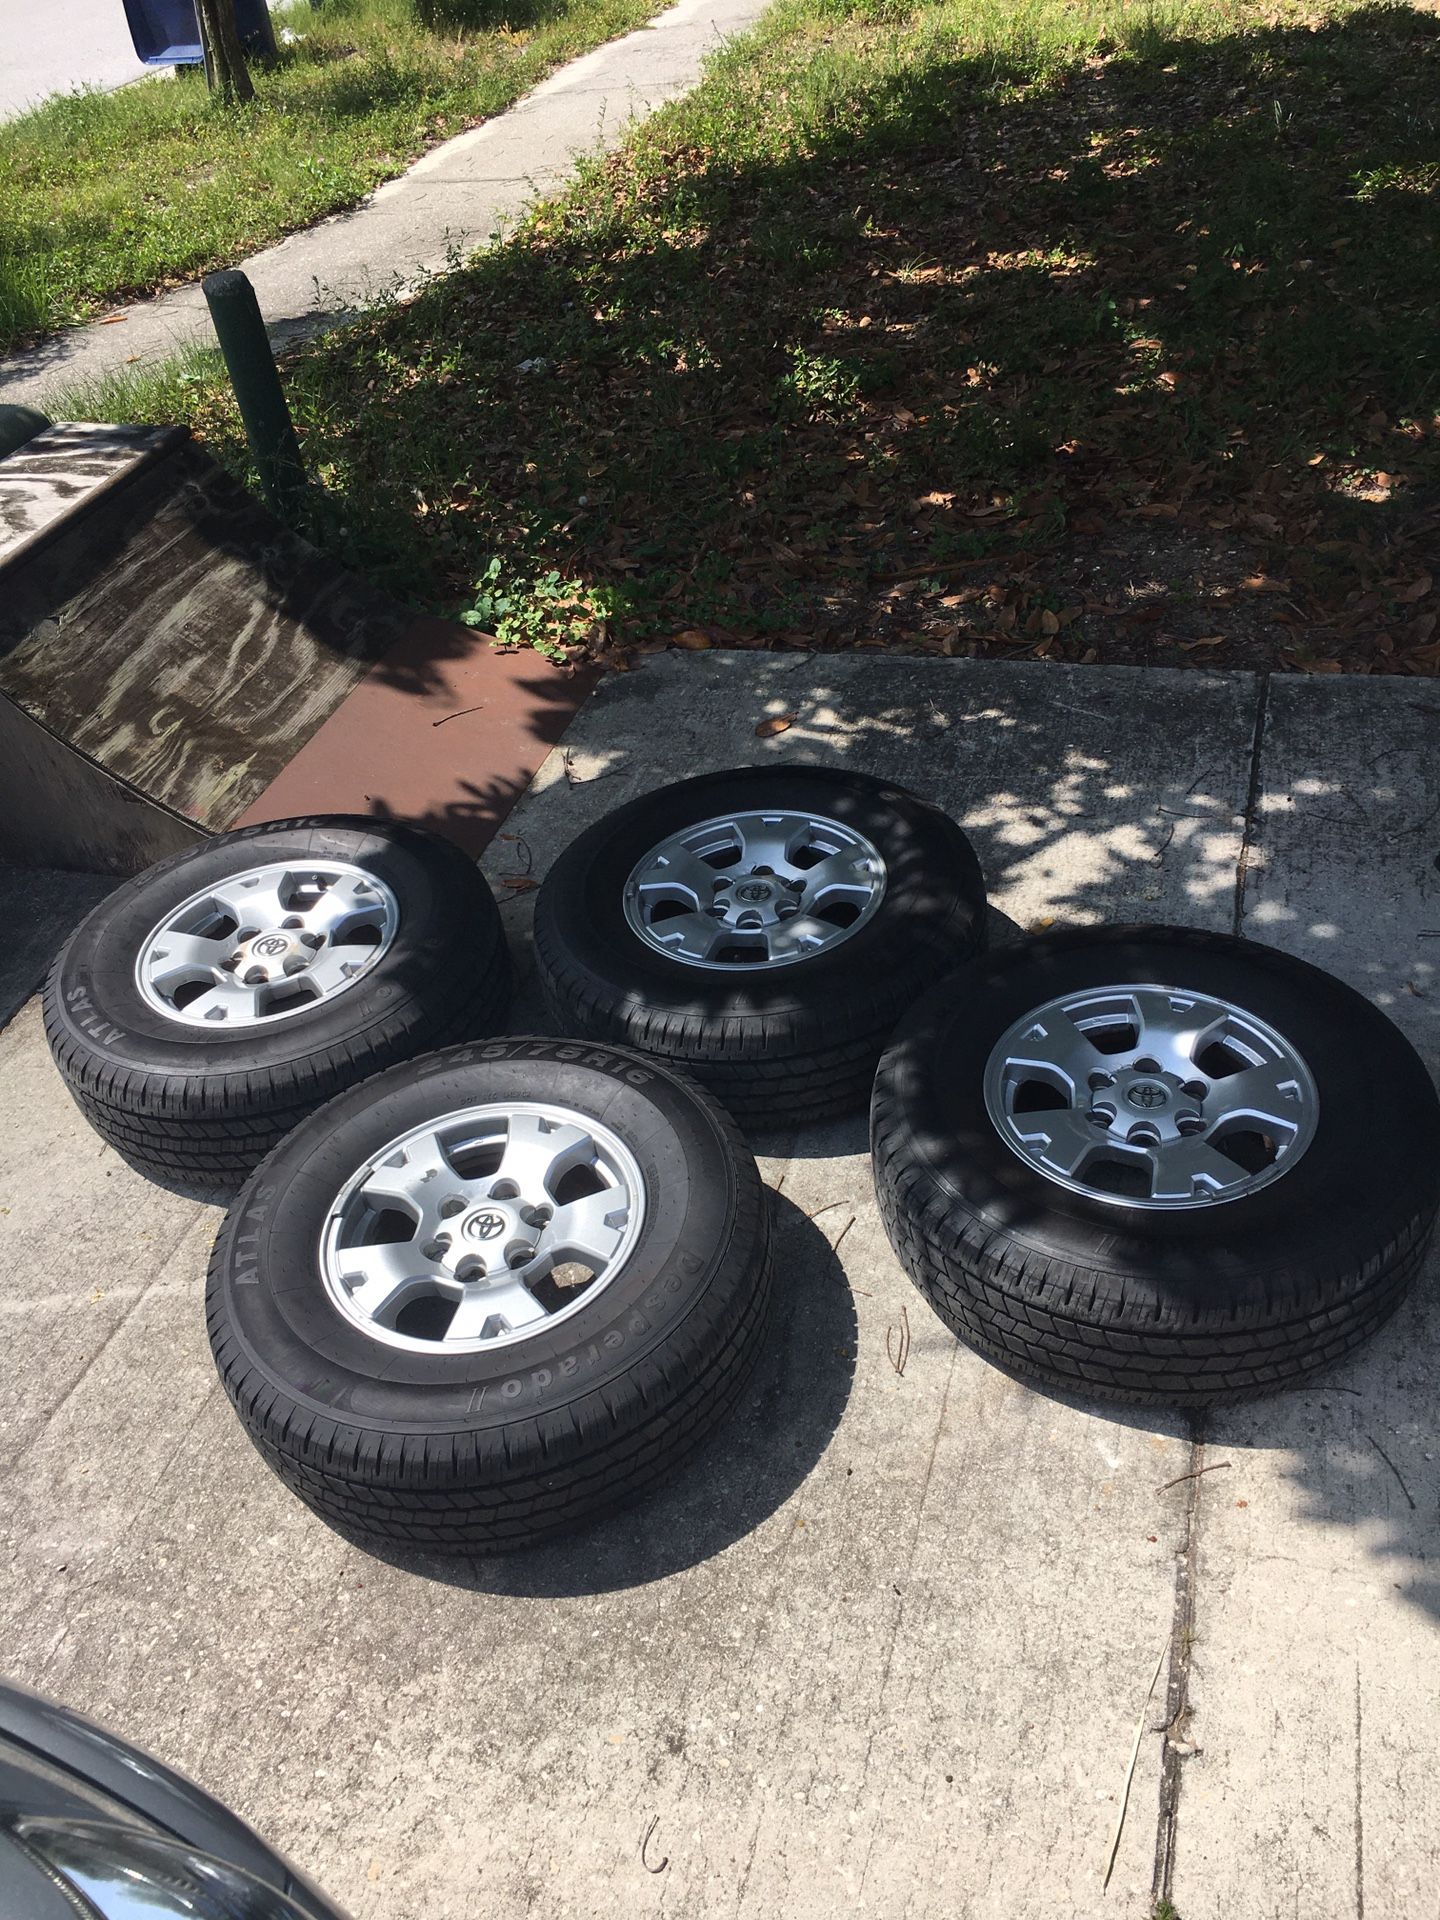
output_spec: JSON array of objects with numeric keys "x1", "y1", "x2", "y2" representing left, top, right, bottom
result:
[
  {"x1": 190, "y1": 0, "x2": 1440, "y2": 670},
  {"x1": 0, "y1": 0, "x2": 658, "y2": 349}
]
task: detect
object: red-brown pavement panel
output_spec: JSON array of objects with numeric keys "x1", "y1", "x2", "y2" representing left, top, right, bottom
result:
[{"x1": 231, "y1": 615, "x2": 597, "y2": 857}]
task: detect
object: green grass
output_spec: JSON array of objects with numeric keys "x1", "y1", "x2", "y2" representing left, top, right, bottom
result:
[
  {"x1": 178, "y1": 0, "x2": 1439, "y2": 671},
  {"x1": 0, "y1": 0, "x2": 658, "y2": 351},
  {"x1": 47, "y1": 343, "x2": 230, "y2": 426}
]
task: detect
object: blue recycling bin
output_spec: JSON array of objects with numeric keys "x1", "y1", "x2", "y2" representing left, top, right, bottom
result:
[{"x1": 122, "y1": 0, "x2": 275, "y2": 65}]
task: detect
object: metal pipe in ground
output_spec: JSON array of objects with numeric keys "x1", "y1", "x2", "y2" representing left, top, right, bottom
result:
[{"x1": 201, "y1": 269, "x2": 305, "y2": 520}]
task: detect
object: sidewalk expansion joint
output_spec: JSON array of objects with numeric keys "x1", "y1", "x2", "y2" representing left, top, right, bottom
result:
[
  {"x1": 1151, "y1": 1409, "x2": 1206, "y2": 1907},
  {"x1": 1231, "y1": 669, "x2": 1271, "y2": 936}
]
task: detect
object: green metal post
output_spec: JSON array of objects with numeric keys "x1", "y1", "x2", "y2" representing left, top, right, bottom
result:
[{"x1": 202, "y1": 270, "x2": 305, "y2": 519}]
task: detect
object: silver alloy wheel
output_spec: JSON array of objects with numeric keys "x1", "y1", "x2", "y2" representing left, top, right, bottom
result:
[
  {"x1": 623, "y1": 808, "x2": 886, "y2": 968},
  {"x1": 982, "y1": 982, "x2": 1319, "y2": 1210},
  {"x1": 320, "y1": 1101, "x2": 646, "y2": 1353},
  {"x1": 135, "y1": 859, "x2": 399, "y2": 1028}
]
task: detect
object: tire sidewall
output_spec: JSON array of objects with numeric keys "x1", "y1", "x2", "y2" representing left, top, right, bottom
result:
[{"x1": 211, "y1": 1040, "x2": 753, "y2": 1433}]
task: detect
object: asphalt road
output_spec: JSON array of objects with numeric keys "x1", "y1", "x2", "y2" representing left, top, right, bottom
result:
[{"x1": 0, "y1": 0, "x2": 166, "y2": 119}]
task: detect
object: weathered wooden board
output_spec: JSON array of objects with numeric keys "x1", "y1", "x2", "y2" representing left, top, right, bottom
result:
[
  {"x1": 0, "y1": 691, "x2": 204, "y2": 875},
  {"x1": 0, "y1": 439, "x2": 411, "y2": 833},
  {"x1": 0, "y1": 423, "x2": 184, "y2": 571}
]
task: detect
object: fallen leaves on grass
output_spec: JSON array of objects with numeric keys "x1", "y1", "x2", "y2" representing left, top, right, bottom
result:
[{"x1": 244, "y1": 0, "x2": 1440, "y2": 678}]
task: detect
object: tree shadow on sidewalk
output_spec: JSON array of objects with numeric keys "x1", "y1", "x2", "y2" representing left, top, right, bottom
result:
[{"x1": 372, "y1": 1189, "x2": 860, "y2": 1596}]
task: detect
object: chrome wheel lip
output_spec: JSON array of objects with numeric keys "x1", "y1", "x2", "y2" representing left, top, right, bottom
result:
[
  {"x1": 981, "y1": 981, "x2": 1320, "y2": 1211},
  {"x1": 319, "y1": 1100, "x2": 647, "y2": 1355},
  {"x1": 135, "y1": 858, "x2": 399, "y2": 1030},
  {"x1": 622, "y1": 807, "x2": 887, "y2": 971}
]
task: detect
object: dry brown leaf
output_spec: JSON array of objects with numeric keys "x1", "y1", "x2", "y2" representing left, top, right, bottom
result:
[
  {"x1": 671, "y1": 629, "x2": 712, "y2": 650},
  {"x1": 755, "y1": 715, "x2": 795, "y2": 737},
  {"x1": 500, "y1": 874, "x2": 539, "y2": 891},
  {"x1": 1243, "y1": 575, "x2": 1290, "y2": 594},
  {"x1": 1180, "y1": 635, "x2": 1226, "y2": 648},
  {"x1": 1397, "y1": 574, "x2": 1433, "y2": 603}
]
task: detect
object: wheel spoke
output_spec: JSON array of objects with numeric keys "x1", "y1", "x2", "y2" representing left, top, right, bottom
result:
[
  {"x1": 800, "y1": 850, "x2": 877, "y2": 908},
  {"x1": 766, "y1": 914, "x2": 841, "y2": 962},
  {"x1": 142, "y1": 932, "x2": 230, "y2": 987},
  {"x1": 209, "y1": 874, "x2": 291, "y2": 930},
  {"x1": 181, "y1": 981, "x2": 265, "y2": 1024},
  {"x1": 1209, "y1": 1064, "x2": 1306, "y2": 1131},
  {"x1": 302, "y1": 946, "x2": 372, "y2": 997},
  {"x1": 644, "y1": 909, "x2": 727, "y2": 963},
  {"x1": 1130, "y1": 990, "x2": 1212, "y2": 1075},
  {"x1": 1011, "y1": 1107, "x2": 1099, "y2": 1180},
  {"x1": 543, "y1": 1188, "x2": 630, "y2": 1269},
  {"x1": 300, "y1": 877, "x2": 389, "y2": 940},
  {"x1": 1014, "y1": 1009, "x2": 1109, "y2": 1085},
  {"x1": 359, "y1": 1132, "x2": 456, "y2": 1213},
  {"x1": 447, "y1": 1279, "x2": 548, "y2": 1342},
  {"x1": 1153, "y1": 1136, "x2": 1250, "y2": 1201},
  {"x1": 731, "y1": 813, "x2": 793, "y2": 873},
  {"x1": 494, "y1": 1112, "x2": 593, "y2": 1198},
  {"x1": 635, "y1": 847, "x2": 722, "y2": 910},
  {"x1": 335, "y1": 1243, "x2": 424, "y2": 1321}
]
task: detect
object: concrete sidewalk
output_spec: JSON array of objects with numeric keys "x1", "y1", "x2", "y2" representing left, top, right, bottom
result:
[
  {"x1": 1, "y1": 653, "x2": 1437, "y2": 1919},
  {"x1": 0, "y1": 0, "x2": 772, "y2": 411}
]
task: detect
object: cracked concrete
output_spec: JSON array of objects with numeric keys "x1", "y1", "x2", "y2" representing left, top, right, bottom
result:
[{"x1": 1, "y1": 653, "x2": 1438, "y2": 1918}]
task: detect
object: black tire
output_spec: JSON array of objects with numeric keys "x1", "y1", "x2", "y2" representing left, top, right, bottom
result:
[
  {"x1": 43, "y1": 817, "x2": 511, "y2": 1193},
  {"x1": 206, "y1": 1038, "x2": 772, "y2": 1552},
  {"x1": 872, "y1": 926, "x2": 1440, "y2": 1405},
  {"x1": 533, "y1": 766, "x2": 987, "y2": 1129}
]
